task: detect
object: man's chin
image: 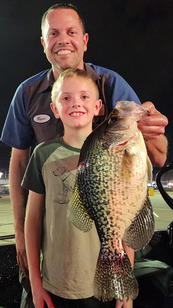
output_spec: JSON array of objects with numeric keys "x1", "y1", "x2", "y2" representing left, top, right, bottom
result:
[
  {"x1": 54, "y1": 60, "x2": 82, "y2": 72},
  {"x1": 55, "y1": 61, "x2": 72, "y2": 70}
]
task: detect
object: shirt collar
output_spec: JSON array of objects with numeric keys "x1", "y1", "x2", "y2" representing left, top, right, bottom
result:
[
  {"x1": 38, "y1": 69, "x2": 55, "y2": 94},
  {"x1": 38, "y1": 63, "x2": 101, "y2": 94},
  {"x1": 84, "y1": 63, "x2": 101, "y2": 81}
]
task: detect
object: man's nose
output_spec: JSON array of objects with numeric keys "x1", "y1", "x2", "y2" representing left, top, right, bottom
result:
[{"x1": 57, "y1": 32, "x2": 70, "y2": 45}]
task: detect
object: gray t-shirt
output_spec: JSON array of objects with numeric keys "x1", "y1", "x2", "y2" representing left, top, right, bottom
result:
[{"x1": 22, "y1": 137, "x2": 100, "y2": 299}]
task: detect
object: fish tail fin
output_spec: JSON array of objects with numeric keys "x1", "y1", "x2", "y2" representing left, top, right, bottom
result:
[
  {"x1": 67, "y1": 183, "x2": 93, "y2": 232},
  {"x1": 93, "y1": 250, "x2": 138, "y2": 302}
]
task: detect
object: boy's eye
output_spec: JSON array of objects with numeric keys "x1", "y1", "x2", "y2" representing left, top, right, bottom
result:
[
  {"x1": 49, "y1": 31, "x2": 56, "y2": 37},
  {"x1": 62, "y1": 96, "x2": 69, "y2": 101},
  {"x1": 82, "y1": 95, "x2": 89, "y2": 100}
]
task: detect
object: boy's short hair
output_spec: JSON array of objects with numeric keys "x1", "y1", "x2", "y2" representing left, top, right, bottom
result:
[{"x1": 51, "y1": 68, "x2": 99, "y2": 105}]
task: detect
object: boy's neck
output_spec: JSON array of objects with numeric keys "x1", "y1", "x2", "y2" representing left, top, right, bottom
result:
[{"x1": 62, "y1": 127, "x2": 92, "y2": 149}]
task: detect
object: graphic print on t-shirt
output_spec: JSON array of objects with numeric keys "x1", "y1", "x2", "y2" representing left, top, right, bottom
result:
[{"x1": 53, "y1": 166, "x2": 75, "y2": 204}]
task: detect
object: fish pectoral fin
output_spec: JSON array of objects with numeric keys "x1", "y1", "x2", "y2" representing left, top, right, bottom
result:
[
  {"x1": 67, "y1": 183, "x2": 93, "y2": 232},
  {"x1": 123, "y1": 196, "x2": 155, "y2": 250},
  {"x1": 93, "y1": 250, "x2": 138, "y2": 302}
]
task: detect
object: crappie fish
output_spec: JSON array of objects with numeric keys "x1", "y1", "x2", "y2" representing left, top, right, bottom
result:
[{"x1": 67, "y1": 101, "x2": 155, "y2": 302}]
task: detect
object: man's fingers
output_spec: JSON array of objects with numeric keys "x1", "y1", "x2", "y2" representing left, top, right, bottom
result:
[
  {"x1": 17, "y1": 251, "x2": 29, "y2": 278},
  {"x1": 21, "y1": 264, "x2": 29, "y2": 278}
]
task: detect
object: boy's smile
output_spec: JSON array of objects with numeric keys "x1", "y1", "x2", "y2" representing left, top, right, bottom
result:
[{"x1": 70, "y1": 112, "x2": 85, "y2": 117}]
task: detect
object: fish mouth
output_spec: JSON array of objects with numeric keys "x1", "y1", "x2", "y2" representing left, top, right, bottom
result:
[
  {"x1": 107, "y1": 126, "x2": 129, "y2": 133},
  {"x1": 104, "y1": 132, "x2": 138, "y2": 148},
  {"x1": 118, "y1": 140, "x2": 128, "y2": 146}
]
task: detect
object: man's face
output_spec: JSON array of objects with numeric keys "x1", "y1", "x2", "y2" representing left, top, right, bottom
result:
[{"x1": 41, "y1": 8, "x2": 89, "y2": 79}]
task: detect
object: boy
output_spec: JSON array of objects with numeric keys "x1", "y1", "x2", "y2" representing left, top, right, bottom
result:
[{"x1": 23, "y1": 69, "x2": 133, "y2": 308}]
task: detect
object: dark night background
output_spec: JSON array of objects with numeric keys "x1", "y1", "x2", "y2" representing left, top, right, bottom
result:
[{"x1": 0, "y1": 0, "x2": 173, "y2": 176}]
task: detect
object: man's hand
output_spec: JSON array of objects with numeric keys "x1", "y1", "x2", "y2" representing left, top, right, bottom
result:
[
  {"x1": 9, "y1": 148, "x2": 30, "y2": 277},
  {"x1": 16, "y1": 232, "x2": 29, "y2": 278},
  {"x1": 137, "y1": 101, "x2": 168, "y2": 167},
  {"x1": 137, "y1": 101, "x2": 168, "y2": 141}
]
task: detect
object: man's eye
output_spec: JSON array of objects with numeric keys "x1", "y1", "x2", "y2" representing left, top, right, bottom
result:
[{"x1": 69, "y1": 30, "x2": 76, "y2": 35}]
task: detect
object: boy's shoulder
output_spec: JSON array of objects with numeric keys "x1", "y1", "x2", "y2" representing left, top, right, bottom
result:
[
  {"x1": 34, "y1": 137, "x2": 63, "y2": 157},
  {"x1": 33, "y1": 137, "x2": 80, "y2": 164}
]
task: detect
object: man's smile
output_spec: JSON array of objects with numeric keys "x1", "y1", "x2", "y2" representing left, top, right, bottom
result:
[{"x1": 56, "y1": 49, "x2": 73, "y2": 55}]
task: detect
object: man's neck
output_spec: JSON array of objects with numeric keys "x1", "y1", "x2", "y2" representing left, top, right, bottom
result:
[
  {"x1": 52, "y1": 67, "x2": 61, "y2": 80},
  {"x1": 52, "y1": 62, "x2": 85, "y2": 80}
]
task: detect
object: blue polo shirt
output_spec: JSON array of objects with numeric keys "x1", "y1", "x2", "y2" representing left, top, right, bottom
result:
[{"x1": 1, "y1": 63, "x2": 141, "y2": 149}]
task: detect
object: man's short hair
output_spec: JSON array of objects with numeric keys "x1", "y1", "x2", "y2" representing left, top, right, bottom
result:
[
  {"x1": 51, "y1": 68, "x2": 99, "y2": 104},
  {"x1": 41, "y1": 3, "x2": 86, "y2": 35}
]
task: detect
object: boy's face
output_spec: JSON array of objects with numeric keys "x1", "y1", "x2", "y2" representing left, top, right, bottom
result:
[{"x1": 51, "y1": 76, "x2": 101, "y2": 131}]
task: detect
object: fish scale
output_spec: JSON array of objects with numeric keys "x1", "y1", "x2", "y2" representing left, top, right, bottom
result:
[{"x1": 68, "y1": 101, "x2": 155, "y2": 302}]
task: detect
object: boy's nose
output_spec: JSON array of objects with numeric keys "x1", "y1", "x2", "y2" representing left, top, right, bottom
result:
[
  {"x1": 72, "y1": 103, "x2": 81, "y2": 107},
  {"x1": 72, "y1": 99, "x2": 82, "y2": 108}
]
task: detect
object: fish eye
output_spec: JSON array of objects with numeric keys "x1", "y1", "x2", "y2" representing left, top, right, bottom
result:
[{"x1": 108, "y1": 117, "x2": 117, "y2": 124}]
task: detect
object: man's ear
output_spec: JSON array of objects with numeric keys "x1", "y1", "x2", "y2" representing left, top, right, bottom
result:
[
  {"x1": 94, "y1": 99, "x2": 102, "y2": 116},
  {"x1": 50, "y1": 103, "x2": 60, "y2": 119},
  {"x1": 41, "y1": 37, "x2": 46, "y2": 53},
  {"x1": 83, "y1": 33, "x2": 89, "y2": 52}
]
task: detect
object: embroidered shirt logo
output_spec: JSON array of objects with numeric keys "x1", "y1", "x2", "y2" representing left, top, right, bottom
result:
[{"x1": 33, "y1": 114, "x2": 51, "y2": 124}]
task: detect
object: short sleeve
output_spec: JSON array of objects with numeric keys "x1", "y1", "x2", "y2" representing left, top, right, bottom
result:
[
  {"x1": 1, "y1": 83, "x2": 35, "y2": 149},
  {"x1": 22, "y1": 145, "x2": 45, "y2": 194}
]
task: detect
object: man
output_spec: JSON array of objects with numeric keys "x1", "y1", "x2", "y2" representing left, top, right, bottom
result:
[{"x1": 0, "y1": 3, "x2": 168, "y2": 308}]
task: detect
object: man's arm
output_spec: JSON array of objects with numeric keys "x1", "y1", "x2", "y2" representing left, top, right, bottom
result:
[
  {"x1": 25, "y1": 191, "x2": 54, "y2": 308},
  {"x1": 137, "y1": 101, "x2": 168, "y2": 167},
  {"x1": 10, "y1": 148, "x2": 30, "y2": 277},
  {"x1": 145, "y1": 135, "x2": 168, "y2": 168}
]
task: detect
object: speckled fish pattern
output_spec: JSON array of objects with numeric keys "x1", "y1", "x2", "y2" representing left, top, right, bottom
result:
[{"x1": 68, "y1": 101, "x2": 155, "y2": 302}]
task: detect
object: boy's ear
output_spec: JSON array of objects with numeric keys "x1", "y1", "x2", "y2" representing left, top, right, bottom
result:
[
  {"x1": 50, "y1": 103, "x2": 60, "y2": 119},
  {"x1": 94, "y1": 99, "x2": 102, "y2": 116}
]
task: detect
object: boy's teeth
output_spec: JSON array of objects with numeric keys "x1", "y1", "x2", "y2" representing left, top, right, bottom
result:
[{"x1": 71, "y1": 112, "x2": 83, "y2": 116}]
